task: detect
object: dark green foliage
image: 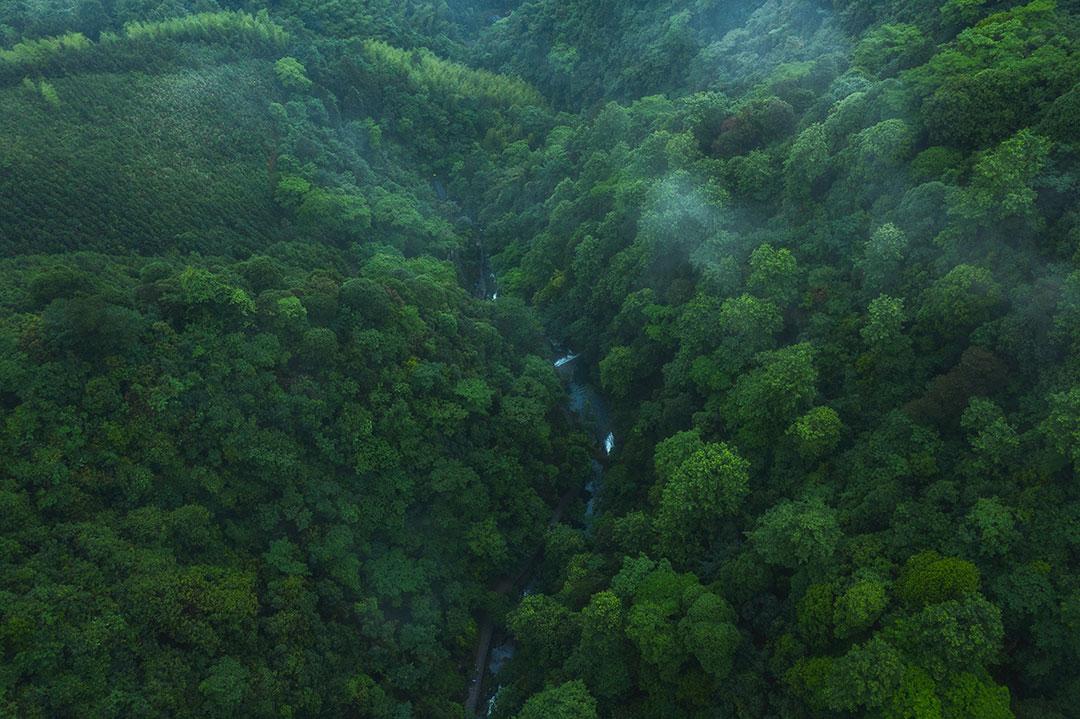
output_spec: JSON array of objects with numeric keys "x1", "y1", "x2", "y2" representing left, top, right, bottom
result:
[
  {"x1": 0, "y1": 251, "x2": 580, "y2": 717},
  {"x1": 3, "y1": 0, "x2": 1080, "y2": 717},
  {"x1": 467, "y1": 2, "x2": 1080, "y2": 716}
]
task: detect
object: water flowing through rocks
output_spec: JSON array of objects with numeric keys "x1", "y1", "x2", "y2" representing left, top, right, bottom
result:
[{"x1": 466, "y1": 348, "x2": 615, "y2": 717}]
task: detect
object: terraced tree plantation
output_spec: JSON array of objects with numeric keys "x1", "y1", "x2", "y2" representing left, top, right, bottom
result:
[{"x1": 0, "y1": 60, "x2": 280, "y2": 255}]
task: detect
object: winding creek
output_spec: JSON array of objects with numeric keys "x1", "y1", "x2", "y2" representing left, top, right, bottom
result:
[
  {"x1": 459, "y1": 212, "x2": 615, "y2": 716},
  {"x1": 464, "y1": 349, "x2": 615, "y2": 717}
]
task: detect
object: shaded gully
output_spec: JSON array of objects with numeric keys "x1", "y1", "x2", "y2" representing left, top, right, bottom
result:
[{"x1": 465, "y1": 350, "x2": 614, "y2": 716}]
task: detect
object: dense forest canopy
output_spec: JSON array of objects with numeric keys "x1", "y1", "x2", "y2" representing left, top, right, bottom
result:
[{"x1": 1, "y1": 0, "x2": 1079, "y2": 717}]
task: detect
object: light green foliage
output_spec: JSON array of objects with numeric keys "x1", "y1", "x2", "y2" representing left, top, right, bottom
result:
[
  {"x1": 599, "y1": 345, "x2": 642, "y2": 400},
  {"x1": 122, "y1": 11, "x2": 287, "y2": 48},
  {"x1": 961, "y1": 398, "x2": 1019, "y2": 469},
  {"x1": 724, "y1": 343, "x2": 818, "y2": 449},
  {"x1": 860, "y1": 295, "x2": 913, "y2": 384},
  {"x1": 620, "y1": 562, "x2": 700, "y2": 674},
  {"x1": 862, "y1": 295, "x2": 908, "y2": 352},
  {"x1": 38, "y1": 79, "x2": 59, "y2": 106},
  {"x1": 951, "y1": 130, "x2": 1051, "y2": 224},
  {"x1": 565, "y1": 591, "x2": 633, "y2": 699},
  {"x1": 962, "y1": 498, "x2": 1018, "y2": 557},
  {"x1": 748, "y1": 243, "x2": 799, "y2": 305},
  {"x1": 918, "y1": 0, "x2": 1074, "y2": 149},
  {"x1": 917, "y1": 264, "x2": 1001, "y2": 338},
  {"x1": 679, "y1": 592, "x2": 740, "y2": 678},
  {"x1": 860, "y1": 223, "x2": 908, "y2": 293},
  {"x1": 198, "y1": 657, "x2": 250, "y2": 715},
  {"x1": 940, "y1": 0, "x2": 989, "y2": 28},
  {"x1": 510, "y1": 594, "x2": 581, "y2": 667},
  {"x1": 0, "y1": 11, "x2": 286, "y2": 81},
  {"x1": 274, "y1": 56, "x2": 312, "y2": 91},
  {"x1": 0, "y1": 31, "x2": 90, "y2": 73},
  {"x1": 911, "y1": 146, "x2": 965, "y2": 183},
  {"x1": 851, "y1": 119, "x2": 915, "y2": 177},
  {"x1": 897, "y1": 551, "x2": 981, "y2": 607},
  {"x1": 615, "y1": 558, "x2": 740, "y2": 691},
  {"x1": 19, "y1": 77, "x2": 60, "y2": 106},
  {"x1": 729, "y1": 149, "x2": 780, "y2": 202},
  {"x1": 547, "y1": 42, "x2": 580, "y2": 76},
  {"x1": 653, "y1": 430, "x2": 706, "y2": 484},
  {"x1": 1045, "y1": 388, "x2": 1080, "y2": 466},
  {"x1": 654, "y1": 439, "x2": 750, "y2": 559},
  {"x1": 175, "y1": 267, "x2": 255, "y2": 315},
  {"x1": 797, "y1": 583, "x2": 836, "y2": 647},
  {"x1": 888, "y1": 595, "x2": 1005, "y2": 678},
  {"x1": 940, "y1": 673, "x2": 1013, "y2": 719},
  {"x1": 788, "y1": 637, "x2": 906, "y2": 713},
  {"x1": 275, "y1": 294, "x2": 307, "y2": 321},
  {"x1": 274, "y1": 174, "x2": 312, "y2": 209},
  {"x1": 888, "y1": 666, "x2": 943, "y2": 719},
  {"x1": 750, "y1": 497, "x2": 842, "y2": 570},
  {"x1": 454, "y1": 377, "x2": 494, "y2": 414},
  {"x1": 830, "y1": 637, "x2": 907, "y2": 711},
  {"x1": 784, "y1": 123, "x2": 829, "y2": 201},
  {"x1": 787, "y1": 406, "x2": 843, "y2": 461},
  {"x1": 833, "y1": 576, "x2": 888, "y2": 638},
  {"x1": 626, "y1": 598, "x2": 685, "y2": 670},
  {"x1": 516, "y1": 680, "x2": 598, "y2": 719},
  {"x1": 853, "y1": 23, "x2": 931, "y2": 76},
  {"x1": 297, "y1": 187, "x2": 372, "y2": 242},
  {"x1": 363, "y1": 39, "x2": 542, "y2": 107},
  {"x1": 677, "y1": 292, "x2": 782, "y2": 393}
]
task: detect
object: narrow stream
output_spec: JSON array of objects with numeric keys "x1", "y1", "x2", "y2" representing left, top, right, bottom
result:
[
  {"x1": 479, "y1": 349, "x2": 614, "y2": 717},
  {"x1": 459, "y1": 215, "x2": 613, "y2": 717},
  {"x1": 474, "y1": 239, "x2": 497, "y2": 301}
]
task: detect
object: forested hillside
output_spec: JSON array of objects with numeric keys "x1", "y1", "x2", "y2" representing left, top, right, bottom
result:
[{"x1": 1, "y1": 1, "x2": 1079, "y2": 718}]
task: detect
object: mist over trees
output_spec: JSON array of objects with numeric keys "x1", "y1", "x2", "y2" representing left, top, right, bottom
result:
[{"x1": 1, "y1": 0, "x2": 1079, "y2": 717}]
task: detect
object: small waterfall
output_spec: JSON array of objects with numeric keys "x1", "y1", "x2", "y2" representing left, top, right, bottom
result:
[
  {"x1": 554, "y1": 352, "x2": 579, "y2": 368},
  {"x1": 475, "y1": 348, "x2": 615, "y2": 715},
  {"x1": 485, "y1": 686, "x2": 502, "y2": 717}
]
